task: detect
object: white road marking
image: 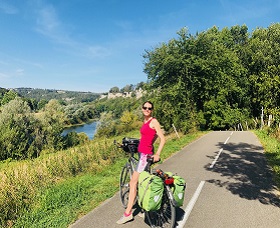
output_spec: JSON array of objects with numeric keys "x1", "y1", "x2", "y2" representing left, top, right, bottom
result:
[
  {"x1": 176, "y1": 181, "x2": 205, "y2": 228},
  {"x1": 224, "y1": 137, "x2": 230, "y2": 144},
  {"x1": 177, "y1": 132, "x2": 234, "y2": 227},
  {"x1": 209, "y1": 148, "x2": 223, "y2": 169},
  {"x1": 209, "y1": 132, "x2": 233, "y2": 168}
]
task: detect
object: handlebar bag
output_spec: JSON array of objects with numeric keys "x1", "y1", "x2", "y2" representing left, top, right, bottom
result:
[{"x1": 138, "y1": 171, "x2": 164, "y2": 211}]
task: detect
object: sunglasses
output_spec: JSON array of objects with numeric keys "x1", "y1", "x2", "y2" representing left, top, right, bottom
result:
[{"x1": 142, "y1": 106, "x2": 153, "y2": 110}]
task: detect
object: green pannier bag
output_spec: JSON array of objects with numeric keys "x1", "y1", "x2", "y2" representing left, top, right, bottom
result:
[
  {"x1": 138, "y1": 171, "x2": 164, "y2": 211},
  {"x1": 172, "y1": 175, "x2": 186, "y2": 207},
  {"x1": 166, "y1": 172, "x2": 186, "y2": 207}
]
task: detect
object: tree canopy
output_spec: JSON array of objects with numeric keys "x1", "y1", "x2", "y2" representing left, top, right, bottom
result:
[{"x1": 143, "y1": 24, "x2": 280, "y2": 132}]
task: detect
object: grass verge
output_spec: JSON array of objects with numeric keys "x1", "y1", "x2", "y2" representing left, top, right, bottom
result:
[
  {"x1": 254, "y1": 130, "x2": 280, "y2": 188},
  {"x1": 13, "y1": 159, "x2": 125, "y2": 228}
]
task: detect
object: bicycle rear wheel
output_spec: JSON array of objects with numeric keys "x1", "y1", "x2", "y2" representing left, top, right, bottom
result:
[
  {"x1": 146, "y1": 185, "x2": 176, "y2": 228},
  {"x1": 119, "y1": 163, "x2": 132, "y2": 208}
]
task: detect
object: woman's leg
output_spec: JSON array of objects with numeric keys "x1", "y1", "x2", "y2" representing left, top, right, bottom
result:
[
  {"x1": 116, "y1": 171, "x2": 139, "y2": 224},
  {"x1": 125, "y1": 171, "x2": 139, "y2": 214},
  {"x1": 117, "y1": 153, "x2": 148, "y2": 224}
]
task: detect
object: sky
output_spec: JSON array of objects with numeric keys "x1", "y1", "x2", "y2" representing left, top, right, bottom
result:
[{"x1": 0, "y1": 0, "x2": 280, "y2": 93}]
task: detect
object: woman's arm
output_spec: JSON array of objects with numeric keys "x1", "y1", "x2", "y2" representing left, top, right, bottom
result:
[{"x1": 151, "y1": 119, "x2": 165, "y2": 162}]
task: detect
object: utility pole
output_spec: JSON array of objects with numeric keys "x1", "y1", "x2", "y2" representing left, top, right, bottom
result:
[{"x1": 261, "y1": 106, "x2": 264, "y2": 129}]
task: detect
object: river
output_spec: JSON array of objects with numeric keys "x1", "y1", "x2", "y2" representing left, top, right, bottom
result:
[{"x1": 62, "y1": 121, "x2": 98, "y2": 140}]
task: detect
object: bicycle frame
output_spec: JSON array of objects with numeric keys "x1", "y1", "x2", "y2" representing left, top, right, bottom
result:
[
  {"x1": 128, "y1": 152, "x2": 139, "y2": 173},
  {"x1": 116, "y1": 137, "x2": 140, "y2": 208}
]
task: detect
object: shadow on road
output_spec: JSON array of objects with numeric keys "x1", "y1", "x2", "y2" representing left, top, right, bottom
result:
[
  {"x1": 205, "y1": 142, "x2": 280, "y2": 207},
  {"x1": 132, "y1": 202, "x2": 185, "y2": 226}
]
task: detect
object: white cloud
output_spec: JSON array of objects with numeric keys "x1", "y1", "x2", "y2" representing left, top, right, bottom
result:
[
  {"x1": 115, "y1": 20, "x2": 134, "y2": 31},
  {"x1": 0, "y1": 72, "x2": 9, "y2": 78},
  {"x1": 35, "y1": 4, "x2": 71, "y2": 44},
  {"x1": 88, "y1": 46, "x2": 111, "y2": 58},
  {"x1": 0, "y1": 0, "x2": 18, "y2": 14},
  {"x1": 37, "y1": 5, "x2": 59, "y2": 33},
  {"x1": 218, "y1": 0, "x2": 277, "y2": 26},
  {"x1": 33, "y1": 3, "x2": 112, "y2": 60},
  {"x1": 0, "y1": 60, "x2": 8, "y2": 65},
  {"x1": 15, "y1": 68, "x2": 24, "y2": 76},
  {"x1": 0, "y1": 68, "x2": 24, "y2": 80}
]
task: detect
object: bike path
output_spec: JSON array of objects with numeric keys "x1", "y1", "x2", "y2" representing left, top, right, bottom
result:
[{"x1": 69, "y1": 131, "x2": 280, "y2": 228}]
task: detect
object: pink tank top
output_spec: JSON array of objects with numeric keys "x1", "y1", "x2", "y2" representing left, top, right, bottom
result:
[{"x1": 138, "y1": 118, "x2": 157, "y2": 155}]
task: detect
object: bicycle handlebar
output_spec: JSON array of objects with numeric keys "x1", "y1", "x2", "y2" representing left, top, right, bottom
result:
[
  {"x1": 113, "y1": 140, "x2": 123, "y2": 148},
  {"x1": 146, "y1": 156, "x2": 161, "y2": 164},
  {"x1": 114, "y1": 137, "x2": 160, "y2": 165},
  {"x1": 114, "y1": 137, "x2": 139, "y2": 154}
]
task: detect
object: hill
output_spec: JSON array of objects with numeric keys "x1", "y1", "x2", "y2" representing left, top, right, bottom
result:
[{"x1": 13, "y1": 87, "x2": 101, "y2": 103}]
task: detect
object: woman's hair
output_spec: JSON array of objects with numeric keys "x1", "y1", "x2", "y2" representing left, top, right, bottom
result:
[{"x1": 142, "y1": 101, "x2": 154, "y2": 110}]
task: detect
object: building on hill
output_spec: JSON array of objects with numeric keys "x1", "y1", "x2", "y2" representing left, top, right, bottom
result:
[{"x1": 100, "y1": 89, "x2": 145, "y2": 99}]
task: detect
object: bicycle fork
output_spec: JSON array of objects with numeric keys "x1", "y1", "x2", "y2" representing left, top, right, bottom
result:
[{"x1": 165, "y1": 185, "x2": 177, "y2": 207}]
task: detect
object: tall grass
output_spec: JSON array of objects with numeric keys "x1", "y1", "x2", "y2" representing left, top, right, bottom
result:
[
  {"x1": 0, "y1": 135, "x2": 126, "y2": 227},
  {"x1": 254, "y1": 130, "x2": 280, "y2": 187}
]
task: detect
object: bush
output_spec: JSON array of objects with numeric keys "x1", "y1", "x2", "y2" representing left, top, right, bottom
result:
[{"x1": 0, "y1": 98, "x2": 38, "y2": 160}]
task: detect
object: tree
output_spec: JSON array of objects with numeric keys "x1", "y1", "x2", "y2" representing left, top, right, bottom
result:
[
  {"x1": 0, "y1": 90, "x2": 18, "y2": 106},
  {"x1": 37, "y1": 99, "x2": 48, "y2": 110},
  {"x1": 247, "y1": 23, "x2": 280, "y2": 117},
  {"x1": 36, "y1": 99, "x2": 66, "y2": 151},
  {"x1": 121, "y1": 84, "x2": 134, "y2": 93},
  {"x1": 153, "y1": 78, "x2": 197, "y2": 133},
  {"x1": 136, "y1": 82, "x2": 146, "y2": 90},
  {"x1": 0, "y1": 98, "x2": 38, "y2": 160},
  {"x1": 94, "y1": 111, "x2": 117, "y2": 137},
  {"x1": 109, "y1": 86, "x2": 120, "y2": 93},
  {"x1": 119, "y1": 111, "x2": 140, "y2": 132},
  {"x1": 143, "y1": 25, "x2": 252, "y2": 131}
]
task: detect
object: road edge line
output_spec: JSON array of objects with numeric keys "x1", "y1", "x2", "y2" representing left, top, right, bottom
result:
[{"x1": 176, "y1": 180, "x2": 206, "y2": 228}]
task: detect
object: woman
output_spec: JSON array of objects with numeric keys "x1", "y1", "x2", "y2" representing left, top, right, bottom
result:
[{"x1": 117, "y1": 101, "x2": 165, "y2": 224}]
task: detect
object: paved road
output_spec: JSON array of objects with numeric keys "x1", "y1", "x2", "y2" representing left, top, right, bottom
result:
[{"x1": 69, "y1": 131, "x2": 280, "y2": 228}]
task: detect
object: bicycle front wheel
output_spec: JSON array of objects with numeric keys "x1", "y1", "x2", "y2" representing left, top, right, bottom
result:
[
  {"x1": 146, "y1": 185, "x2": 176, "y2": 228},
  {"x1": 119, "y1": 163, "x2": 131, "y2": 208}
]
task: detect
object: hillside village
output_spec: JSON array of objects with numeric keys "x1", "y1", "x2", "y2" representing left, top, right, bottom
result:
[{"x1": 100, "y1": 88, "x2": 145, "y2": 99}]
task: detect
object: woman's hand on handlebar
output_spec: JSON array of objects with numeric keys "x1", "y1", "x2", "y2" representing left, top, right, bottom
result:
[{"x1": 152, "y1": 154, "x2": 160, "y2": 162}]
